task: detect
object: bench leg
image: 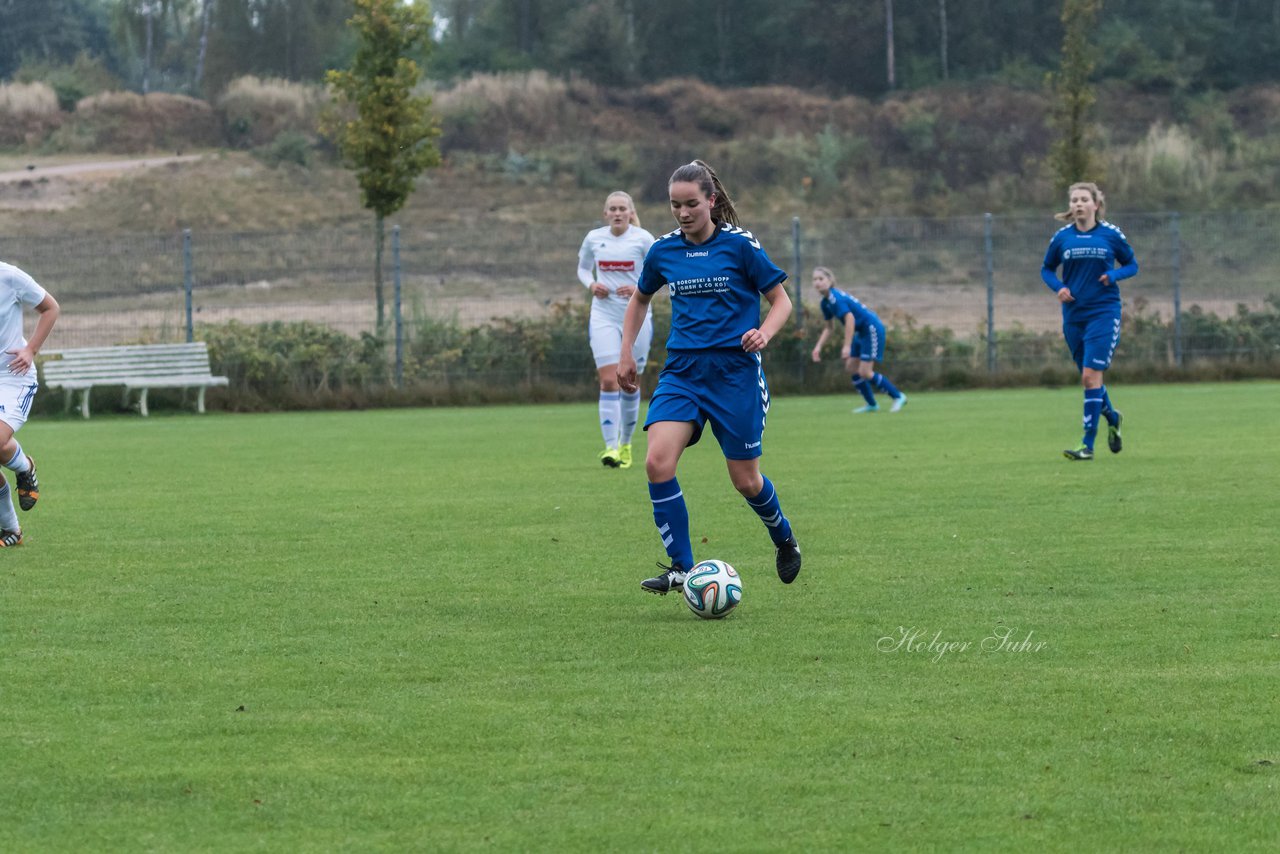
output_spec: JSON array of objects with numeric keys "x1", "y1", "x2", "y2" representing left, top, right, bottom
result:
[
  {"x1": 139, "y1": 388, "x2": 150, "y2": 417},
  {"x1": 80, "y1": 388, "x2": 91, "y2": 419},
  {"x1": 197, "y1": 387, "x2": 207, "y2": 414}
]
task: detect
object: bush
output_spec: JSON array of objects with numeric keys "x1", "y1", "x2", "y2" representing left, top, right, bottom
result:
[
  {"x1": 51, "y1": 91, "x2": 221, "y2": 153},
  {"x1": 217, "y1": 76, "x2": 326, "y2": 149},
  {"x1": 14, "y1": 53, "x2": 121, "y2": 112},
  {"x1": 0, "y1": 82, "x2": 63, "y2": 147},
  {"x1": 202, "y1": 320, "x2": 388, "y2": 411}
]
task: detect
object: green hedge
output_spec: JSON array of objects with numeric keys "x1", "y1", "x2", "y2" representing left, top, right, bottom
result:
[{"x1": 34, "y1": 298, "x2": 1279, "y2": 416}]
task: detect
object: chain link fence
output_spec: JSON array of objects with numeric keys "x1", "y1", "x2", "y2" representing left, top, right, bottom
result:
[{"x1": 6, "y1": 211, "x2": 1278, "y2": 387}]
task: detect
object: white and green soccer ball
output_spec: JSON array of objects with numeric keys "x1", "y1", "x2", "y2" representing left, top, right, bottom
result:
[{"x1": 682, "y1": 559, "x2": 742, "y2": 619}]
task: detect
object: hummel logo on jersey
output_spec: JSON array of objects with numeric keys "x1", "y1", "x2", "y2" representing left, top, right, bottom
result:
[{"x1": 686, "y1": 250, "x2": 709, "y2": 257}]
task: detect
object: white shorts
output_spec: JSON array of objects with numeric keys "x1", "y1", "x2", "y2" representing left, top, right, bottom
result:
[
  {"x1": 590, "y1": 312, "x2": 653, "y2": 371},
  {"x1": 0, "y1": 377, "x2": 39, "y2": 433}
]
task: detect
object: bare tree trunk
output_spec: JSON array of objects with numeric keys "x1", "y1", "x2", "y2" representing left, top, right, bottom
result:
[
  {"x1": 716, "y1": 1, "x2": 730, "y2": 83},
  {"x1": 939, "y1": 0, "x2": 949, "y2": 80},
  {"x1": 885, "y1": 0, "x2": 895, "y2": 90},
  {"x1": 143, "y1": 2, "x2": 155, "y2": 94},
  {"x1": 375, "y1": 214, "x2": 386, "y2": 335},
  {"x1": 194, "y1": 0, "x2": 213, "y2": 92}
]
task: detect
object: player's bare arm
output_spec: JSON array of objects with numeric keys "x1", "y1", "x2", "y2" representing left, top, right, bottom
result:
[
  {"x1": 742, "y1": 285, "x2": 792, "y2": 354},
  {"x1": 617, "y1": 290, "x2": 652, "y2": 392}
]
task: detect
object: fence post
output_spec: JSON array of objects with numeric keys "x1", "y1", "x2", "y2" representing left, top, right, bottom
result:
[
  {"x1": 393, "y1": 225, "x2": 403, "y2": 388},
  {"x1": 183, "y1": 228, "x2": 193, "y2": 343},
  {"x1": 791, "y1": 216, "x2": 803, "y2": 330},
  {"x1": 1171, "y1": 212, "x2": 1182, "y2": 366},
  {"x1": 984, "y1": 213, "x2": 995, "y2": 374}
]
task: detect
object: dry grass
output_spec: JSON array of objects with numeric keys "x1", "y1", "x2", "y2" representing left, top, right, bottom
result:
[
  {"x1": 1107, "y1": 122, "x2": 1224, "y2": 202},
  {"x1": 62, "y1": 91, "x2": 222, "y2": 153},
  {"x1": 0, "y1": 82, "x2": 64, "y2": 147},
  {"x1": 218, "y1": 76, "x2": 328, "y2": 147}
]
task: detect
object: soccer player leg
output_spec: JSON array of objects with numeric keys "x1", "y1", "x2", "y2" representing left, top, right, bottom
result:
[
  {"x1": 1078, "y1": 315, "x2": 1120, "y2": 452},
  {"x1": 0, "y1": 415, "x2": 23, "y2": 543},
  {"x1": 619, "y1": 314, "x2": 653, "y2": 456},
  {"x1": 849, "y1": 336, "x2": 878, "y2": 410},
  {"x1": 865, "y1": 323, "x2": 905, "y2": 407},
  {"x1": 642, "y1": 365, "x2": 704, "y2": 580},
  {"x1": 591, "y1": 316, "x2": 624, "y2": 464}
]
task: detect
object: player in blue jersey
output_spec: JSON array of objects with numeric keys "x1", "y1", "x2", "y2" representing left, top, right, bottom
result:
[
  {"x1": 1041, "y1": 182, "x2": 1138, "y2": 460},
  {"x1": 809, "y1": 266, "x2": 907, "y2": 413},
  {"x1": 617, "y1": 160, "x2": 801, "y2": 595}
]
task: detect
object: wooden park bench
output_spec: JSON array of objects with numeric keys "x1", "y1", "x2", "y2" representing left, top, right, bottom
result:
[{"x1": 39, "y1": 342, "x2": 229, "y2": 418}]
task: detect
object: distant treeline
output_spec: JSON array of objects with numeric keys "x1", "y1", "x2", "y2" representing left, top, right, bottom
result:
[{"x1": 3, "y1": 0, "x2": 1280, "y2": 100}]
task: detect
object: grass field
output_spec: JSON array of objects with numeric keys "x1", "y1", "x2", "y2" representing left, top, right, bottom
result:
[{"x1": 2, "y1": 382, "x2": 1277, "y2": 851}]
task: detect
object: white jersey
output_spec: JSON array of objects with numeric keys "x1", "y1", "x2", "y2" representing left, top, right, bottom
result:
[
  {"x1": 0, "y1": 262, "x2": 47, "y2": 380},
  {"x1": 577, "y1": 224, "x2": 655, "y2": 325}
]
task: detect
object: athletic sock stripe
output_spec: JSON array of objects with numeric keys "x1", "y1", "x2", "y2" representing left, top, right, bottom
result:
[{"x1": 651, "y1": 491, "x2": 684, "y2": 504}]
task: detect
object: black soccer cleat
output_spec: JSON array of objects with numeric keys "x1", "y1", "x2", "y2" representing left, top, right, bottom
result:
[
  {"x1": 1107, "y1": 411, "x2": 1123, "y2": 454},
  {"x1": 641, "y1": 562, "x2": 687, "y2": 595},
  {"x1": 16, "y1": 456, "x2": 38, "y2": 511},
  {"x1": 1063, "y1": 445, "x2": 1094, "y2": 461},
  {"x1": 775, "y1": 536, "x2": 802, "y2": 584},
  {"x1": 0, "y1": 528, "x2": 23, "y2": 547}
]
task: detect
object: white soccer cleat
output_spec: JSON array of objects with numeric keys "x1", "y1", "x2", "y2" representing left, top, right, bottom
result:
[{"x1": 890, "y1": 394, "x2": 908, "y2": 412}]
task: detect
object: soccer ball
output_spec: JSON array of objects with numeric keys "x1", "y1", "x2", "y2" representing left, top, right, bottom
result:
[{"x1": 682, "y1": 559, "x2": 742, "y2": 619}]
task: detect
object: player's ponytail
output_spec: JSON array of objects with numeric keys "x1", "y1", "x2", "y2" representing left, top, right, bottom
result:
[
  {"x1": 1055, "y1": 182, "x2": 1106, "y2": 222},
  {"x1": 669, "y1": 160, "x2": 740, "y2": 227}
]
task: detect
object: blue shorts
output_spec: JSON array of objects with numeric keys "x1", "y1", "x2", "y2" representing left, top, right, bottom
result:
[
  {"x1": 1063, "y1": 312, "x2": 1121, "y2": 372},
  {"x1": 850, "y1": 323, "x2": 885, "y2": 362},
  {"x1": 644, "y1": 349, "x2": 770, "y2": 460}
]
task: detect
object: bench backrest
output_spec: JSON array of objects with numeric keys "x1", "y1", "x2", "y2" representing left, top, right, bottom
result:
[{"x1": 41, "y1": 342, "x2": 218, "y2": 385}]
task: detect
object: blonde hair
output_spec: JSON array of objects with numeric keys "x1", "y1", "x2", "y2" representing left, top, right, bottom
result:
[
  {"x1": 605, "y1": 190, "x2": 641, "y2": 227},
  {"x1": 669, "y1": 160, "x2": 739, "y2": 226},
  {"x1": 812, "y1": 266, "x2": 836, "y2": 285},
  {"x1": 1055, "y1": 182, "x2": 1107, "y2": 222}
]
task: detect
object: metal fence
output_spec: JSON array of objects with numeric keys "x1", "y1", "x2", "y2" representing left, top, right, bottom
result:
[{"x1": 6, "y1": 211, "x2": 1278, "y2": 376}]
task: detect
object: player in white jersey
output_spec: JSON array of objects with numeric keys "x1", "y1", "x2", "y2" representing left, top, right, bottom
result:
[
  {"x1": 576, "y1": 190, "x2": 656, "y2": 469},
  {"x1": 0, "y1": 260, "x2": 60, "y2": 547}
]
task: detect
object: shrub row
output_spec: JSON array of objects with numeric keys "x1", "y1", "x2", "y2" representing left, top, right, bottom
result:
[{"x1": 31, "y1": 298, "x2": 1278, "y2": 417}]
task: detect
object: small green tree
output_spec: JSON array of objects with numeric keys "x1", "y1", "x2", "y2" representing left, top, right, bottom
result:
[
  {"x1": 1047, "y1": 0, "x2": 1103, "y2": 195},
  {"x1": 324, "y1": 0, "x2": 441, "y2": 334}
]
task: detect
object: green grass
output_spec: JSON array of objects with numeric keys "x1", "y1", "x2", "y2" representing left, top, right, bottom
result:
[{"x1": 2, "y1": 382, "x2": 1278, "y2": 851}]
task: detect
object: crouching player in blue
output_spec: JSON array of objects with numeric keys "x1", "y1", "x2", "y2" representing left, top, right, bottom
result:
[
  {"x1": 809, "y1": 266, "x2": 906, "y2": 413},
  {"x1": 617, "y1": 160, "x2": 801, "y2": 594},
  {"x1": 1041, "y1": 182, "x2": 1138, "y2": 460}
]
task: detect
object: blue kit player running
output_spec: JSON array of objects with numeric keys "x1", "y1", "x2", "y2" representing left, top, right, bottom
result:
[
  {"x1": 617, "y1": 160, "x2": 801, "y2": 594},
  {"x1": 809, "y1": 266, "x2": 906, "y2": 413},
  {"x1": 1041, "y1": 182, "x2": 1138, "y2": 460}
]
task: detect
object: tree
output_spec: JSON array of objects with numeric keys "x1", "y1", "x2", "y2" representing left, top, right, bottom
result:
[
  {"x1": 1047, "y1": 0, "x2": 1103, "y2": 195},
  {"x1": 324, "y1": 0, "x2": 441, "y2": 335}
]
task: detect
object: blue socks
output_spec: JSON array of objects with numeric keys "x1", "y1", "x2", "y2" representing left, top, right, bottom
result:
[
  {"x1": 872, "y1": 372, "x2": 902, "y2": 399},
  {"x1": 649, "y1": 478, "x2": 693, "y2": 570},
  {"x1": 746, "y1": 475, "x2": 793, "y2": 546},
  {"x1": 1100, "y1": 385, "x2": 1117, "y2": 426},
  {"x1": 1082, "y1": 387, "x2": 1105, "y2": 449},
  {"x1": 852, "y1": 377, "x2": 877, "y2": 406}
]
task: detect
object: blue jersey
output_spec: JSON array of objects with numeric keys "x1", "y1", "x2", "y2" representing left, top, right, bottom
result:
[
  {"x1": 638, "y1": 222, "x2": 787, "y2": 351},
  {"x1": 1041, "y1": 221, "x2": 1138, "y2": 319},
  {"x1": 819, "y1": 287, "x2": 881, "y2": 330}
]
